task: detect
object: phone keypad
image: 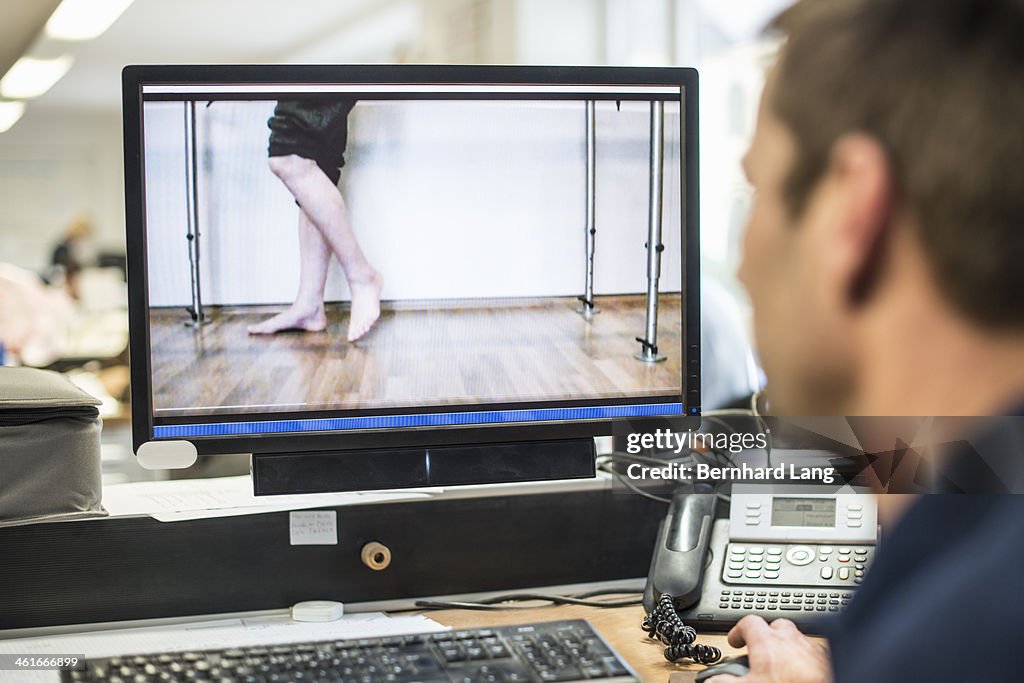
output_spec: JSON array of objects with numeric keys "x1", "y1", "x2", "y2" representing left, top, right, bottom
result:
[
  {"x1": 717, "y1": 589, "x2": 853, "y2": 613},
  {"x1": 724, "y1": 543, "x2": 871, "y2": 586}
]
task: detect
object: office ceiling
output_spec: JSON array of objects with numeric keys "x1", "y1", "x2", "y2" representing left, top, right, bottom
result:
[
  {"x1": 0, "y1": 0, "x2": 62, "y2": 78},
  {"x1": 2, "y1": 0, "x2": 788, "y2": 114},
  {"x1": 3, "y1": 0, "x2": 388, "y2": 112}
]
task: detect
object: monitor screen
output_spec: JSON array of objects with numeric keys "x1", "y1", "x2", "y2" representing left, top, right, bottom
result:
[{"x1": 124, "y1": 66, "x2": 700, "y2": 455}]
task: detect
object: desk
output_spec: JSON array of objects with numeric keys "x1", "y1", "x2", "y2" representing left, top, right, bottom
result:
[{"x1": 426, "y1": 604, "x2": 744, "y2": 682}]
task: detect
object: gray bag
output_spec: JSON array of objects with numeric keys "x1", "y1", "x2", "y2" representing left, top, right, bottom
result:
[{"x1": 0, "y1": 367, "x2": 106, "y2": 527}]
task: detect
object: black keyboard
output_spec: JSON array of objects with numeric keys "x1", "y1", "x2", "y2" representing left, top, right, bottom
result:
[{"x1": 61, "y1": 619, "x2": 637, "y2": 682}]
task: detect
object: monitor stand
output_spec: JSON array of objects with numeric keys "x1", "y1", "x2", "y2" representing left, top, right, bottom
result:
[{"x1": 250, "y1": 438, "x2": 596, "y2": 495}]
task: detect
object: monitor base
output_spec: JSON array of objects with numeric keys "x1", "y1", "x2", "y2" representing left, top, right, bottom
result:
[{"x1": 251, "y1": 438, "x2": 596, "y2": 495}]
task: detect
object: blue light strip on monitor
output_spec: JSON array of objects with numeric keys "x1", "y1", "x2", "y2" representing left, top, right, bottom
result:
[{"x1": 154, "y1": 402, "x2": 683, "y2": 438}]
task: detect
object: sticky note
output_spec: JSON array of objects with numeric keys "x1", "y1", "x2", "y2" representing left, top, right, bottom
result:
[{"x1": 289, "y1": 510, "x2": 338, "y2": 545}]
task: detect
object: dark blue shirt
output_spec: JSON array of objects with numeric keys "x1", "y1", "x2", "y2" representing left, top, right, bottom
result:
[{"x1": 829, "y1": 416, "x2": 1024, "y2": 681}]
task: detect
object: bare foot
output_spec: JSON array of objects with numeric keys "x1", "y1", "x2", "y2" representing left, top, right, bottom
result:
[
  {"x1": 347, "y1": 270, "x2": 383, "y2": 342},
  {"x1": 248, "y1": 304, "x2": 326, "y2": 335}
]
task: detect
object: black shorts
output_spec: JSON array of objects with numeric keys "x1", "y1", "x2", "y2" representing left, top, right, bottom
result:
[{"x1": 267, "y1": 98, "x2": 357, "y2": 185}]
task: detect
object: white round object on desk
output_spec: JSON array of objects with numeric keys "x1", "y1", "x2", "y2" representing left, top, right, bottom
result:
[{"x1": 291, "y1": 600, "x2": 345, "y2": 622}]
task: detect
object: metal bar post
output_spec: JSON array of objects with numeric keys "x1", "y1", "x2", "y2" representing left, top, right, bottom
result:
[
  {"x1": 184, "y1": 100, "x2": 209, "y2": 327},
  {"x1": 635, "y1": 100, "x2": 666, "y2": 362},
  {"x1": 577, "y1": 100, "x2": 600, "y2": 319}
]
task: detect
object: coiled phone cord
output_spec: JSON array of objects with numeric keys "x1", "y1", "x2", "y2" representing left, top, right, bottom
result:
[{"x1": 642, "y1": 594, "x2": 723, "y2": 665}]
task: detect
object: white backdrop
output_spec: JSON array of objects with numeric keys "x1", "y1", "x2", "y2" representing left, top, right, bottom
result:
[{"x1": 144, "y1": 98, "x2": 683, "y2": 307}]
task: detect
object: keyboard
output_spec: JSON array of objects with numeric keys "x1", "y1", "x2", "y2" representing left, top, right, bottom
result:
[{"x1": 61, "y1": 619, "x2": 637, "y2": 682}]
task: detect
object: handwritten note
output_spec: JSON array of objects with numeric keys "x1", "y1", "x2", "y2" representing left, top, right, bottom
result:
[{"x1": 289, "y1": 511, "x2": 338, "y2": 545}]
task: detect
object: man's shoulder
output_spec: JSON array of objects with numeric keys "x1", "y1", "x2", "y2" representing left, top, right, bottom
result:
[{"x1": 830, "y1": 495, "x2": 1024, "y2": 682}]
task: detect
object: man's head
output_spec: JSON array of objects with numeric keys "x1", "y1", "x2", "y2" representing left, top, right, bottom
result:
[{"x1": 739, "y1": 0, "x2": 1024, "y2": 415}]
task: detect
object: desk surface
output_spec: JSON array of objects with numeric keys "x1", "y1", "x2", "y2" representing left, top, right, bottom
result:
[{"x1": 426, "y1": 604, "x2": 744, "y2": 683}]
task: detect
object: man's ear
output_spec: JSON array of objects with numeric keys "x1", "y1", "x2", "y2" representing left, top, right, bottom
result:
[{"x1": 825, "y1": 133, "x2": 894, "y2": 307}]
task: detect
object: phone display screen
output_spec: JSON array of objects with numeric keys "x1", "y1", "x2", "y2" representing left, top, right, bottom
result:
[{"x1": 771, "y1": 497, "x2": 837, "y2": 528}]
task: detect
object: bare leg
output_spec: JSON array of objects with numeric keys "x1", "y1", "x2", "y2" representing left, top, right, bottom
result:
[
  {"x1": 248, "y1": 210, "x2": 329, "y2": 334},
  {"x1": 266, "y1": 155, "x2": 382, "y2": 342}
]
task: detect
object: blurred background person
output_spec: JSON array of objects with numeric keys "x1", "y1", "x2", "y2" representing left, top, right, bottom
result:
[{"x1": 49, "y1": 214, "x2": 96, "y2": 300}]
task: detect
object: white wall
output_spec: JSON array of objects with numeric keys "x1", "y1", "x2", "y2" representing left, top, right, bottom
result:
[
  {"x1": 0, "y1": 110, "x2": 124, "y2": 273},
  {"x1": 144, "y1": 98, "x2": 683, "y2": 307},
  {"x1": 515, "y1": 0, "x2": 603, "y2": 64}
]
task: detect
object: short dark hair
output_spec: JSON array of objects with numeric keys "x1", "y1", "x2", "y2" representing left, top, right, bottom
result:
[{"x1": 769, "y1": 0, "x2": 1024, "y2": 328}]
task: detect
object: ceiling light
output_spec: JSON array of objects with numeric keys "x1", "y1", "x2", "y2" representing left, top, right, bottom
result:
[
  {"x1": 0, "y1": 56, "x2": 74, "y2": 99},
  {"x1": 0, "y1": 101, "x2": 26, "y2": 133},
  {"x1": 46, "y1": 0, "x2": 134, "y2": 41}
]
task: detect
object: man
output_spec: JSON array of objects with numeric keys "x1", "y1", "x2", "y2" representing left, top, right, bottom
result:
[{"x1": 710, "y1": 0, "x2": 1024, "y2": 680}]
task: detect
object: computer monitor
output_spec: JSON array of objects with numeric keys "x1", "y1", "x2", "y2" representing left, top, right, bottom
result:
[{"x1": 123, "y1": 65, "x2": 700, "y2": 490}]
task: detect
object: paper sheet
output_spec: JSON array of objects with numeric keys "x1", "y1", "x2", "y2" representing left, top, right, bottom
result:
[
  {"x1": 102, "y1": 475, "x2": 441, "y2": 521},
  {"x1": 0, "y1": 612, "x2": 447, "y2": 682}
]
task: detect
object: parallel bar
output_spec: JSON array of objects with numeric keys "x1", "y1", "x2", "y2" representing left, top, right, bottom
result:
[
  {"x1": 636, "y1": 100, "x2": 666, "y2": 363},
  {"x1": 184, "y1": 100, "x2": 209, "y2": 328},
  {"x1": 577, "y1": 100, "x2": 600, "y2": 319}
]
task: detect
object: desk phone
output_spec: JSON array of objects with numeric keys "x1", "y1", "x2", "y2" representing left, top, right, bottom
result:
[{"x1": 643, "y1": 484, "x2": 878, "y2": 635}]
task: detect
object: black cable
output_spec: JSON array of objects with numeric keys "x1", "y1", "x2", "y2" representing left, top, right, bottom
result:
[
  {"x1": 751, "y1": 390, "x2": 773, "y2": 468},
  {"x1": 641, "y1": 593, "x2": 722, "y2": 665},
  {"x1": 597, "y1": 451, "x2": 695, "y2": 468},
  {"x1": 598, "y1": 462, "x2": 674, "y2": 504},
  {"x1": 415, "y1": 590, "x2": 643, "y2": 611},
  {"x1": 596, "y1": 451, "x2": 695, "y2": 504},
  {"x1": 597, "y1": 452, "x2": 732, "y2": 503}
]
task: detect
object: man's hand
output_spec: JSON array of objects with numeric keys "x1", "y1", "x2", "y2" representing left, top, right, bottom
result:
[{"x1": 705, "y1": 616, "x2": 831, "y2": 683}]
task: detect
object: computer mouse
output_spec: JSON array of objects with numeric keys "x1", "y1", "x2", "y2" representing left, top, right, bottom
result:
[{"x1": 694, "y1": 655, "x2": 750, "y2": 681}]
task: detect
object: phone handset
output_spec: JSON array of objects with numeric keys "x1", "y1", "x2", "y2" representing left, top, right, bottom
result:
[
  {"x1": 643, "y1": 491, "x2": 716, "y2": 611},
  {"x1": 641, "y1": 491, "x2": 722, "y2": 665}
]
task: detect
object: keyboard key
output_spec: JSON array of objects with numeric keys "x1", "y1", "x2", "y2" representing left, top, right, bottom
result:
[{"x1": 441, "y1": 647, "x2": 465, "y2": 662}]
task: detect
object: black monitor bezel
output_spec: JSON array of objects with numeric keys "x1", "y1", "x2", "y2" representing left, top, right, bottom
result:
[{"x1": 123, "y1": 64, "x2": 701, "y2": 456}]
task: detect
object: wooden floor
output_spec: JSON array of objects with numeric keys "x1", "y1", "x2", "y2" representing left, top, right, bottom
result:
[{"x1": 150, "y1": 294, "x2": 682, "y2": 417}]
